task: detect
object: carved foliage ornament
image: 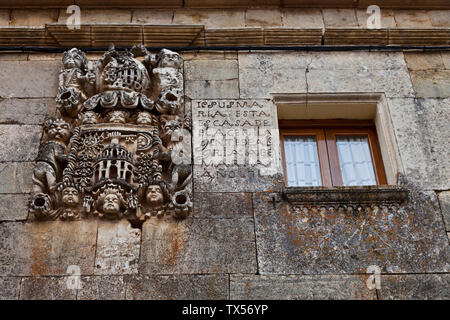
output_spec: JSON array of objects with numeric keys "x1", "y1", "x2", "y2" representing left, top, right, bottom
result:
[{"x1": 30, "y1": 45, "x2": 192, "y2": 222}]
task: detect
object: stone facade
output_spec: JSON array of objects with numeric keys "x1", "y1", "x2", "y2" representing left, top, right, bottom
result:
[{"x1": 0, "y1": 5, "x2": 449, "y2": 300}]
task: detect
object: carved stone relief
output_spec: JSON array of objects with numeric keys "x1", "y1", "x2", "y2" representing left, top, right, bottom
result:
[{"x1": 29, "y1": 45, "x2": 192, "y2": 222}]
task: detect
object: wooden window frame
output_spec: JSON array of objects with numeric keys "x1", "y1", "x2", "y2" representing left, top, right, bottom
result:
[{"x1": 279, "y1": 120, "x2": 387, "y2": 187}]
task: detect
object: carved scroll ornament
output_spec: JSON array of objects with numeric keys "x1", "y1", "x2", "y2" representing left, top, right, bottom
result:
[{"x1": 30, "y1": 45, "x2": 192, "y2": 222}]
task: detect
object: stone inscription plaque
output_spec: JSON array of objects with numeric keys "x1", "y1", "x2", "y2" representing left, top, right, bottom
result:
[{"x1": 192, "y1": 99, "x2": 283, "y2": 192}]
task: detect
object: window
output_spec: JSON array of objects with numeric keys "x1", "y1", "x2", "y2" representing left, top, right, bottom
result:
[{"x1": 279, "y1": 120, "x2": 387, "y2": 187}]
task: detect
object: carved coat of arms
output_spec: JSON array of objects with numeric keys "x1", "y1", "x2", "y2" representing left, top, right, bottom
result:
[{"x1": 29, "y1": 45, "x2": 192, "y2": 222}]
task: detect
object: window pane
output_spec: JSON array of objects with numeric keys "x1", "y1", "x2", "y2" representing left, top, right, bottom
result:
[
  {"x1": 284, "y1": 136, "x2": 321, "y2": 187},
  {"x1": 336, "y1": 136, "x2": 376, "y2": 186}
]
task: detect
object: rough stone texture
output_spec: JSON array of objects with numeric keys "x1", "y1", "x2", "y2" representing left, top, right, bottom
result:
[
  {"x1": 427, "y1": 10, "x2": 450, "y2": 27},
  {"x1": 356, "y1": 8, "x2": 396, "y2": 28},
  {"x1": 0, "y1": 221, "x2": 97, "y2": 276},
  {"x1": 322, "y1": 9, "x2": 358, "y2": 28},
  {"x1": 388, "y1": 98, "x2": 450, "y2": 190},
  {"x1": 186, "y1": 79, "x2": 239, "y2": 99},
  {"x1": 230, "y1": 275, "x2": 377, "y2": 300},
  {"x1": 438, "y1": 191, "x2": 450, "y2": 231},
  {"x1": 185, "y1": 60, "x2": 238, "y2": 81},
  {"x1": 379, "y1": 274, "x2": 450, "y2": 300},
  {"x1": 20, "y1": 277, "x2": 77, "y2": 300},
  {"x1": 245, "y1": 9, "x2": 282, "y2": 27},
  {"x1": 193, "y1": 192, "x2": 253, "y2": 219},
  {"x1": 0, "y1": 277, "x2": 21, "y2": 300},
  {"x1": 0, "y1": 9, "x2": 9, "y2": 26},
  {"x1": 239, "y1": 52, "x2": 308, "y2": 99},
  {"x1": 77, "y1": 276, "x2": 126, "y2": 300},
  {"x1": 253, "y1": 192, "x2": 449, "y2": 274},
  {"x1": 404, "y1": 52, "x2": 445, "y2": 70},
  {"x1": 0, "y1": 194, "x2": 29, "y2": 221},
  {"x1": 394, "y1": 10, "x2": 433, "y2": 28},
  {"x1": 10, "y1": 9, "x2": 59, "y2": 27},
  {"x1": 0, "y1": 162, "x2": 34, "y2": 193},
  {"x1": 282, "y1": 8, "x2": 324, "y2": 28},
  {"x1": 0, "y1": 98, "x2": 56, "y2": 125},
  {"x1": 94, "y1": 220, "x2": 141, "y2": 275},
  {"x1": 0, "y1": 125, "x2": 41, "y2": 161},
  {"x1": 0, "y1": 61, "x2": 59, "y2": 98},
  {"x1": 58, "y1": 9, "x2": 132, "y2": 24},
  {"x1": 125, "y1": 274, "x2": 228, "y2": 300},
  {"x1": 139, "y1": 217, "x2": 256, "y2": 274},
  {"x1": 0, "y1": 53, "x2": 28, "y2": 61},
  {"x1": 131, "y1": 10, "x2": 173, "y2": 24},
  {"x1": 442, "y1": 52, "x2": 450, "y2": 69},
  {"x1": 28, "y1": 53, "x2": 59, "y2": 61},
  {"x1": 173, "y1": 9, "x2": 245, "y2": 28},
  {"x1": 409, "y1": 70, "x2": 450, "y2": 98}
]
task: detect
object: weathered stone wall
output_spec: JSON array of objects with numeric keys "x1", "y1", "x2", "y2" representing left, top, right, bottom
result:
[{"x1": 0, "y1": 17, "x2": 449, "y2": 299}]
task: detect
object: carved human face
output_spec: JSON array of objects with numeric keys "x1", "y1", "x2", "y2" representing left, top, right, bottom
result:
[
  {"x1": 136, "y1": 112, "x2": 153, "y2": 125},
  {"x1": 108, "y1": 111, "x2": 126, "y2": 124},
  {"x1": 47, "y1": 119, "x2": 71, "y2": 142},
  {"x1": 63, "y1": 50, "x2": 84, "y2": 69},
  {"x1": 62, "y1": 187, "x2": 80, "y2": 207},
  {"x1": 146, "y1": 185, "x2": 164, "y2": 206},
  {"x1": 102, "y1": 193, "x2": 120, "y2": 214},
  {"x1": 81, "y1": 112, "x2": 98, "y2": 125},
  {"x1": 162, "y1": 120, "x2": 181, "y2": 139},
  {"x1": 159, "y1": 52, "x2": 181, "y2": 69}
]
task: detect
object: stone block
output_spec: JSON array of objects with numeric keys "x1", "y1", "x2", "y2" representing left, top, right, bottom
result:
[
  {"x1": 239, "y1": 52, "x2": 308, "y2": 99},
  {"x1": 185, "y1": 60, "x2": 238, "y2": 81},
  {"x1": 230, "y1": 275, "x2": 376, "y2": 300},
  {"x1": 442, "y1": 52, "x2": 450, "y2": 69},
  {"x1": 125, "y1": 274, "x2": 228, "y2": 300},
  {"x1": 77, "y1": 276, "x2": 126, "y2": 300},
  {"x1": 185, "y1": 80, "x2": 239, "y2": 99},
  {"x1": 322, "y1": 9, "x2": 358, "y2": 28},
  {"x1": 173, "y1": 9, "x2": 245, "y2": 28},
  {"x1": 0, "y1": 9, "x2": 9, "y2": 26},
  {"x1": 245, "y1": 9, "x2": 282, "y2": 27},
  {"x1": 0, "y1": 53, "x2": 28, "y2": 61},
  {"x1": 58, "y1": 9, "x2": 132, "y2": 24},
  {"x1": 282, "y1": 8, "x2": 324, "y2": 28},
  {"x1": 427, "y1": 10, "x2": 450, "y2": 27},
  {"x1": 253, "y1": 192, "x2": 449, "y2": 274},
  {"x1": 0, "y1": 194, "x2": 29, "y2": 221},
  {"x1": 438, "y1": 191, "x2": 450, "y2": 231},
  {"x1": 409, "y1": 70, "x2": 450, "y2": 98},
  {"x1": 394, "y1": 10, "x2": 433, "y2": 28},
  {"x1": 10, "y1": 9, "x2": 58, "y2": 27},
  {"x1": 379, "y1": 274, "x2": 450, "y2": 300},
  {"x1": 131, "y1": 9, "x2": 173, "y2": 24},
  {"x1": 0, "y1": 221, "x2": 97, "y2": 276},
  {"x1": 20, "y1": 277, "x2": 76, "y2": 300},
  {"x1": 139, "y1": 217, "x2": 257, "y2": 274},
  {"x1": 356, "y1": 8, "x2": 396, "y2": 28},
  {"x1": 0, "y1": 61, "x2": 59, "y2": 98},
  {"x1": 404, "y1": 52, "x2": 445, "y2": 70},
  {"x1": 28, "y1": 53, "x2": 59, "y2": 61},
  {"x1": 0, "y1": 125, "x2": 41, "y2": 161},
  {"x1": 193, "y1": 192, "x2": 253, "y2": 219},
  {"x1": 0, "y1": 162, "x2": 34, "y2": 194},
  {"x1": 192, "y1": 99, "x2": 284, "y2": 192},
  {"x1": 94, "y1": 220, "x2": 141, "y2": 275},
  {"x1": 388, "y1": 98, "x2": 450, "y2": 190},
  {"x1": 0, "y1": 98, "x2": 56, "y2": 125},
  {"x1": 0, "y1": 277, "x2": 20, "y2": 300}
]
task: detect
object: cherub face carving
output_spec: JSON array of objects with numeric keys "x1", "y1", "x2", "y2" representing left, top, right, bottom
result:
[
  {"x1": 103, "y1": 193, "x2": 120, "y2": 214},
  {"x1": 158, "y1": 49, "x2": 182, "y2": 69},
  {"x1": 162, "y1": 119, "x2": 181, "y2": 138},
  {"x1": 107, "y1": 110, "x2": 127, "y2": 124},
  {"x1": 146, "y1": 185, "x2": 164, "y2": 206},
  {"x1": 45, "y1": 118, "x2": 71, "y2": 143},
  {"x1": 81, "y1": 111, "x2": 98, "y2": 125},
  {"x1": 136, "y1": 112, "x2": 154, "y2": 125},
  {"x1": 62, "y1": 48, "x2": 85, "y2": 69},
  {"x1": 62, "y1": 187, "x2": 80, "y2": 207}
]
